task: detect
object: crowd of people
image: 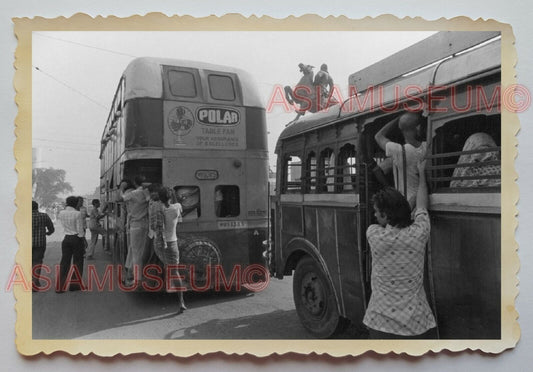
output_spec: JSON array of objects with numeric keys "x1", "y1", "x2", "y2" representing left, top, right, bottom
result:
[
  {"x1": 31, "y1": 195, "x2": 110, "y2": 293},
  {"x1": 32, "y1": 175, "x2": 187, "y2": 313}
]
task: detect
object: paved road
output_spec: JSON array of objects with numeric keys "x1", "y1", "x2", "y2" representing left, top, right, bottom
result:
[{"x1": 32, "y1": 225, "x2": 314, "y2": 340}]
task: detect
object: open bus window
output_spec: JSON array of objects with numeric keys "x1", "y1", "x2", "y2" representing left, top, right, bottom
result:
[
  {"x1": 319, "y1": 148, "x2": 335, "y2": 193},
  {"x1": 283, "y1": 155, "x2": 302, "y2": 194},
  {"x1": 208, "y1": 74, "x2": 236, "y2": 101},
  {"x1": 168, "y1": 70, "x2": 197, "y2": 98},
  {"x1": 215, "y1": 185, "x2": 240, "y2": 217},
  {"x1": 174, "y1": 186, "x2": 201, "y2": 219},
  {"x1": 304, "y1": 152, "x2": 317, "y2": 193},
  {"x1": 430, "y1": 114, "x2": 501, "y2": 191},
  {"x1": 338, "y1": 144, "x2": 357, "y2": 192}
]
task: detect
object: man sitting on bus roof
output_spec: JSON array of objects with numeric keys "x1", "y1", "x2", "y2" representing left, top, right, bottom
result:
[
  {"x1": 364, "y1": 160, "x2": 437, "y2": 339},
  {"x1": 374, "y1": 112, "x2": 427, "y2": 209}
]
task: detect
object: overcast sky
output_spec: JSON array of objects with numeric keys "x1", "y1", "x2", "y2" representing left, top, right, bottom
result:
[{"x1": 32, "y1": 31, "x2": 435, "y2": 195}]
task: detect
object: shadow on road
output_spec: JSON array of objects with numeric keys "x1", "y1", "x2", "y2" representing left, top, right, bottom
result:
[
  {"x1": 164, "y1": 309, "x2": 312, "y2": 339},
  {"x1": 32, "y1": 240, "x2": 259, "y2": 339}
]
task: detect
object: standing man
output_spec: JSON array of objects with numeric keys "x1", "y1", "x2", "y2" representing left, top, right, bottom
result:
[
  {"x1": 119, "y1": 175, "x2": 150, "y2": 285},
  {"x1": 374, "y1": 112, "x2": 427, "y2": 208},
  {"x1": 86, "y1": 199, "x2": 107, "y2": 259},
  {"x1": 32, "y1": 201, "x2": 54, "y2": 290},
  {"x1": 364, "y1": 161, "x2": 437, "y2": 339},
  {"x1": 57, "y1": 196, "x2": 86, "y2": 292}
]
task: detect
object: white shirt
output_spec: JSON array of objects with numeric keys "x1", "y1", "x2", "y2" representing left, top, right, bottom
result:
[
  {"x1": 58, "y1": 206, "x2": 85, "y2": 237},
  {"x1": 163, "y1": 203, "x2": 183, "y2": 242},
  {"x1": 386, "y1": 141, "x2": 427, "y2": 208}
]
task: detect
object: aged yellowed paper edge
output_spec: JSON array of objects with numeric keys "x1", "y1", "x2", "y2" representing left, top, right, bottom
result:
[{"x1": 13, "y1": 13, "x2": 520, "y2": 357}]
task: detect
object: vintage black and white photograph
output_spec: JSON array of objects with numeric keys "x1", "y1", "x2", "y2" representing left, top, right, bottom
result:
[{"x1": 16, "y1": 15, "x2": 517, "y2": 356}]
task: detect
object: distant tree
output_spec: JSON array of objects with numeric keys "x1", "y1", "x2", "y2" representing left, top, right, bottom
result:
[
  {"x1": 32, "y1": 167, "x2": 73, "y2": 208},
  {"x1": 84, "y1": 186, "x2": 101, "y2": 202}
]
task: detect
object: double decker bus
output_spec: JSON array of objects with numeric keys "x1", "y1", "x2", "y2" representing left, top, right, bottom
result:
[
  {"x1": 269, "y1": 31, "x2": 502, "y2": 338},
  {"x1": 100, "y1": 57, "x2": 269, "y2": 288}
]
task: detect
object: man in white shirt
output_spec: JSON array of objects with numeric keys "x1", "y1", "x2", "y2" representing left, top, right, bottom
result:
[
  {"x1": 375, "y1": 112, "x2": 427, "y2": 208},
  {"x1": 57, "y1": 196, "x2": 86, "y2": 292},
  {"x1": 118, "y1": 176, "x2": 150, "y2": 285}
]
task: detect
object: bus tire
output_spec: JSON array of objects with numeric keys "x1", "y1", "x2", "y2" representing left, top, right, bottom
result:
[
  {"x1": 293, "y1": 256, "x2": 346, "y2": 338},
  {"x1": 181, "y1": 238, "x2": 221, "y2": 286}
]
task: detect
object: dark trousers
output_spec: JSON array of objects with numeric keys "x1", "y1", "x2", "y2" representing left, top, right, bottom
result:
[
  {"x1": 59, "y1": 235, "x2": 85, "y2": 291},
  {"x1": 32, "y1": 245, "x2": 46, "y2": 285},
  {"x1": 368, "y1": 327, "x2": 438, "y2": 339}
]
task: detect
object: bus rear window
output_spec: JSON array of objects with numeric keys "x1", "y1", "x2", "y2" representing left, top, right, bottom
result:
[
  {"x1": 208, "y1": 74, "x2": 236, "y2": 101},
  {"x1": 174, "y1": 186, "x2": 201, "y2": 219},
  {"x1": 215, "y1": 185, "x2": 240, "y2": 217},
  {"x1": 168, "y1": 70, "x2": 197, "y2": 98}
]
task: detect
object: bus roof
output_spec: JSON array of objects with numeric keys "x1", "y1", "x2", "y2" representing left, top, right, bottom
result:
[
  {"x1": 278, "y1": 33, "x2": 501, "y2": 144},
  {"x1": 122, "y1": 57, "x2": 263, "y2": 108},
  {"x1": 348, "y1": 31, "x2": 501, "y2": 93}
]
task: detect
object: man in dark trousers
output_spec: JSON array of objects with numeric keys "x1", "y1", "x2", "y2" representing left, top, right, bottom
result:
[
  {"x1": 32, "y1": 201, "x2": 54, "y2": 291},
  {"x1": 57, "y1": 196, "x2": 86, "y2": 292}
]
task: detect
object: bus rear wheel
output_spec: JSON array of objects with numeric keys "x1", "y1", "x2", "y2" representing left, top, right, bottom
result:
[{"x1": 293, "y1": 256, "x2": 346, "y2": 338}]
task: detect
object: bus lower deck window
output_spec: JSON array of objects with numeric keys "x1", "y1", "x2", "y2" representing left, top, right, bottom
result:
[
  {"x1": 431, "y1": 114, "x2": 501, "y2": 191},
  {"x1": 215, "y1": 185, "x2": 240, "y2": 217},
  {"x1": 174, "y1": 186, "x2": 201, "y2": 219},
  {"x1": 284, "y1": 155, "x2": 302, "y2": 193}
]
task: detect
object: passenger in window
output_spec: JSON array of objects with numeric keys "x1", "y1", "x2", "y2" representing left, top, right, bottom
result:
[
  {"x1": 175, "y1": 186, "x2": 200, "y2": 218},
  {"x1": 215, "y1": 188, "x2": 224, "y2": 217},
  {"x1": 450, "y1": 132, "x2": 501, "y2": 188},
  {"x1": 374, "y1": 112, "x2": 427, "y2": 208}
]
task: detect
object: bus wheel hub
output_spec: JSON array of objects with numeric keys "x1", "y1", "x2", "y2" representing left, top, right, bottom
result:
[{"x1": 301, "y1": 272, "x2": 325, "y2": 316}]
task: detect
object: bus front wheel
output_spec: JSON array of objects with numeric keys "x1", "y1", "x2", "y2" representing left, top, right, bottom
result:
[{"x1": 293, "y1": 256, "x2": 346, "y2": 338}]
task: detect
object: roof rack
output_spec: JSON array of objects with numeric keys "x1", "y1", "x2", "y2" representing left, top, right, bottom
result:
[{"x1": 348, "y1": 31, "x2": 501, "y2": 93}]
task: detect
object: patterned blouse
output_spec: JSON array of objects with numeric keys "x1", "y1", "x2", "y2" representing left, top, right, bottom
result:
[
  {"x1": 363, "y1": 208, "x2": 437, "y2": 336},
  {"x1": 148, "y1": 200, "x2": 165, "y2": 254}
]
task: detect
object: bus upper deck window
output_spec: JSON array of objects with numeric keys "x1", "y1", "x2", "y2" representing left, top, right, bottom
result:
[
  {"x1": 208, "y1": 74, "x2": 236, "y2": 101},
  {"x1": 215, "y1": 185, "x2": 240, "y2": 217},
  {"x1": 174, "y1": 186, "x2": 201, "y2": 219},
  {"x1": 168, "y1": 70, "x2": 197, "y2": 98}
]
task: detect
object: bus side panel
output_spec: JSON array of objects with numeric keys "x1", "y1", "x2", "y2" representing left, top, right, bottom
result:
[
  {"x1": 335, "y1": 208, "x2": 367, "y2": 325},
  {"x1": 430, "y1": 211, "x2": 501, "y2": 339},
  {"x1": 316, "y1": 207, "x2": 342, "y2": 299},
  {"x1": 303, "y1": 206, "x2": 318, "y2": 247}
]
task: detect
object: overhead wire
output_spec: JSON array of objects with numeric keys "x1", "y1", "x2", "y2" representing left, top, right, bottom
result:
[
  {"x1": 33, "y1": 65, "x2": 109, "y2": 111},
  {"x1": 34, "y1": 32, "x2": 138, "y2": 59}
]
